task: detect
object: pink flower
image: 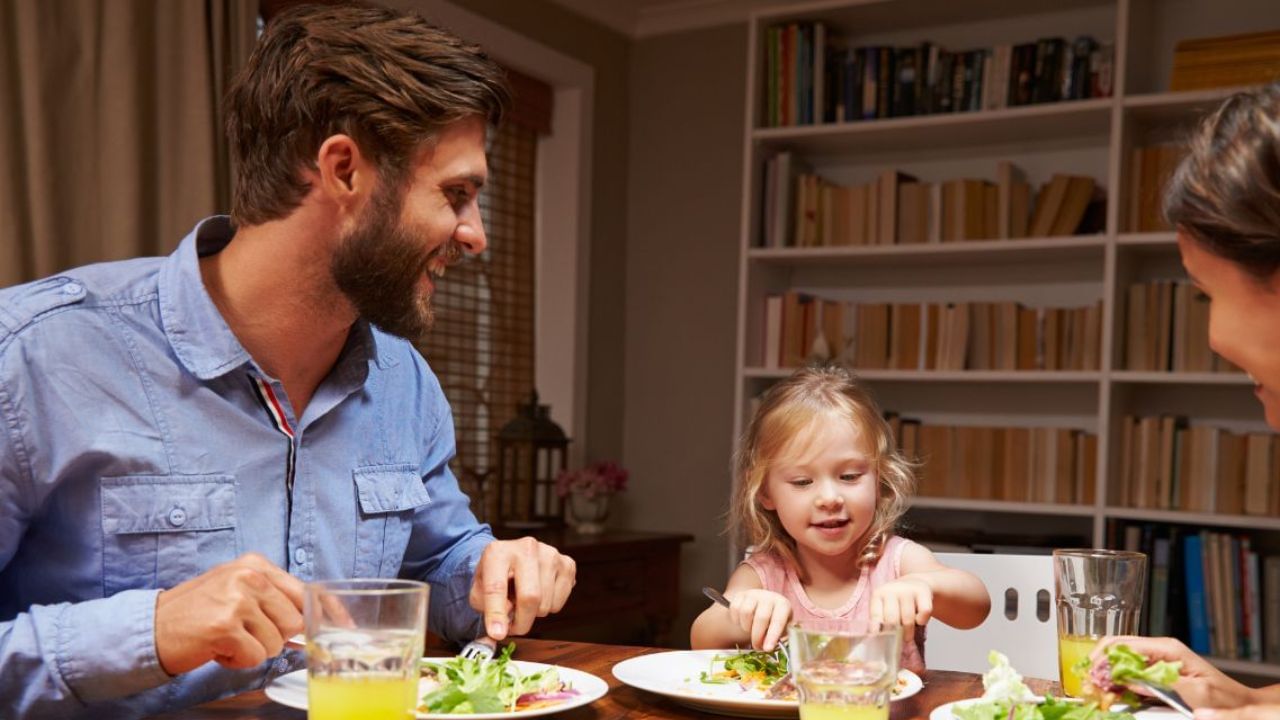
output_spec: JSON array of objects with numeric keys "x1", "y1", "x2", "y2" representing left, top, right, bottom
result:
[{"x1": 555, "y1": 460, "x2": 629, "y2": 499}]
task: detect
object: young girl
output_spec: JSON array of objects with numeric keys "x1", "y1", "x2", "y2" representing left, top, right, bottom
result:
[{"x1": 691, "y1": 365, "x2": 990, "y2": 673}]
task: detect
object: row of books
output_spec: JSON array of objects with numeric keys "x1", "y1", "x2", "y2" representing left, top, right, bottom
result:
[
  {"x1": 892, "y1": 418, "x2": 1098, "y2": 505},
  {"x1": 762, "y1": 293, "x2": 1103, "y2": 372},
  {"x1": 1124, "y1": 280, "x2": 1236, "y2": 373},
  {"x1": 1117, "y1": 415, "x2": 1280, "y2": 515},
  {"x1": 1169, "y1": 29, "x2": 1280, "y2": 92},
  {"x1": 761, "y1": 157, "x2": 1105, "y2": 247},
  {"x1": 761, "y1": 22, "x2": 1115, "y2": 127},
  {"x1": 1118, "y1": 523, "x2": 1279, "y2": 662},
  {"x1": 1127, "y1": 144, "x2": 1187, "y2": 234}
]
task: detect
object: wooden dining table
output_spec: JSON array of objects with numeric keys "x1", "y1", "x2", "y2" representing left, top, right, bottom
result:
[{"x1": 148, "y1": 638, "x2": 1061, "y2": 719}]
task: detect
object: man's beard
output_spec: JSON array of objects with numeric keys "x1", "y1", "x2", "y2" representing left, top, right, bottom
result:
[{"x1": 331, "y1": 184, "x2": 441, "y2": 344}]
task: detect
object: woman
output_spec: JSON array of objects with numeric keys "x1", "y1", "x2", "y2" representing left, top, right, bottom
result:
[{"x1": 1090, "y1": 83, "x2": 1280, "y2": 720}]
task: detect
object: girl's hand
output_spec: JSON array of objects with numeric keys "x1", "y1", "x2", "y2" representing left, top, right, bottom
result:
[
  {"x1": 725, "y1": 589, "x2": 792, "y2": 652},
  {"x1": 1089, "y1": 636, "x2": 1254, "y2": 710},
  {"x1": 869, "y1": 576, "x2": 933, "y2": 634}
]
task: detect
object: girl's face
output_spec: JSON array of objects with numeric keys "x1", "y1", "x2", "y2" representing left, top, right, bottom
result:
[
  {"x1": 1178, "y1": 231, "x2": 1280, "y2": 429},
  {"x1": 760, "y1": 414, "x2": 879, "y2": 560}
]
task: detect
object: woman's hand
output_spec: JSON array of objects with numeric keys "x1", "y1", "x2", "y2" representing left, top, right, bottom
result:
[
  {"x1": 725, "y1": 589, "x2": 792, "y2": 652},
  {"x1": 1090, "y1": 636, "x2": 1255, "y2": 710},
  {"x1": 869, "y1": 576, "x2": 933, "y2": 635}
]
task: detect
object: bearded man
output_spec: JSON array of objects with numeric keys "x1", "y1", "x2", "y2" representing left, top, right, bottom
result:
[{"x1": 0, "y1": 5, "x2": 575, "y2": 718}]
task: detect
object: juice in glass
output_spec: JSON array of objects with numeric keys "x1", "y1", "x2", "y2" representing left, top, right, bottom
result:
[
  {"x1": 304, "y1": 580, "x2": 427, "y2": 720},
  {"x1": 308, "y1": 674, "x2": 419, "y2": 720},
  {"x1": 1057, "y1": 634, "x2": 1099, "y2": 698},
  {"x1": 791, "y1": 625, "x2": 898, "y2": 720},
  {"x1": 799, "y1": 702, "x2": 889, "y2": 720}
]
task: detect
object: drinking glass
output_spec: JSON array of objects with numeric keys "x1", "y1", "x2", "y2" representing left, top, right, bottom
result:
[
  {"x1": 1053, "y1": 549, "x2": 1146, "y2": 698},
  {"x1": 305, "y1": 579, "x2": 428, "y2": 720},
  {"x1": 789, "y1": 622, "x2": 901, "y2": 720}
]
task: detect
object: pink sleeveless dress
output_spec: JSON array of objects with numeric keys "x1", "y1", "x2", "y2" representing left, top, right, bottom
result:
[{"x1": 743, "y1": 535, "x2": 927, "y2": 674}]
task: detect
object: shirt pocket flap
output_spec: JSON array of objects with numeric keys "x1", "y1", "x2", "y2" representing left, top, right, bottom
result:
[
  {"x1": 353, "y1": 466, "x2": 431, "y2": 515},
  {"x1": 101, "y1": 475, "x2": 236, "y2": 534}
]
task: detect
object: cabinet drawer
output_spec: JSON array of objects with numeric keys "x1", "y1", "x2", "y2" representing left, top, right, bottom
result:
[{"x1": 565, "y1": 557, "x2": 646, "y2": 613}]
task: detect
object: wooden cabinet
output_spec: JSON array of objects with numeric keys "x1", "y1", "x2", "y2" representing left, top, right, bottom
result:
[{"x1": 494, "y1": 528, "x2": 693, "y2": 646}]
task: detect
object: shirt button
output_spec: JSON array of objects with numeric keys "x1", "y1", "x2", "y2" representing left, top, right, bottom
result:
[
  {"x1": 294, "y1": 547, "x2": 307, "y2": 565},
  {"x1": 62, "y1": 282, "x2": 84, "y2": 296},
  {"x1": 167, "y1": 507, "x2": 187, "y2": 527}
]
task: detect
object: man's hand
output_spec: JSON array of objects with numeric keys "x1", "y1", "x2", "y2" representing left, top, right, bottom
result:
[
  {"x1": 1194, "y1": 706, "x2": 1280, "y2": 720},
  {"x1": 468, "y1": 538, "x2": 575, "y2": 639},
  {"x1": 154, "y1": 553, "x2": 304, "y2": 675},
  {"x1": 724, "y1": 588, "x2": 791, "y2": 652},
  {"x1": 869, "y1": 576, "x2": 934, "y2": 635}
]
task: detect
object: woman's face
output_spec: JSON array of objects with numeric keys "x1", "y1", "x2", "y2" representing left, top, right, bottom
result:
[{"x1": 1178, "y1": 230, "x2": 1280, "y2": 429}]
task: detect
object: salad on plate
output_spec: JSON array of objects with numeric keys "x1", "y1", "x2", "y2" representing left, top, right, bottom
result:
[
  {"x1": 418, "y1": 644, "x2": 581, "y2": 714},
  {"x1": 697, "y1": 647, "x2": 912, "y2": 702},
  {"x1": 950, "y1": 651, "x2": 1136, "y2": 720}
]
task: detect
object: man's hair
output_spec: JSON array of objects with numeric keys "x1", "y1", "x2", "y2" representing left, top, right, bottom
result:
[
  {"x1": 1164, "y1": 83, "x2": 1280, "y2": 281},
  {"x1": 225, "y1": 3, "x2": 511, "y2": 225}
]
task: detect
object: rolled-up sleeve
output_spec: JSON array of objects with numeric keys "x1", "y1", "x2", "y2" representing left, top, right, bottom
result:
[{"x1": 1, "y1": 590, "x2": 172, "y2": 716}]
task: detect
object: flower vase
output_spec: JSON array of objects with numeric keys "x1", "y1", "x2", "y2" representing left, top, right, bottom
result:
[{"x1": 566, "y1": 490, "x2": 609, "y2": 535}]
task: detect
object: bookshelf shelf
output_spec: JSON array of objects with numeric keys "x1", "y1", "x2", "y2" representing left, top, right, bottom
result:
[
  {"x1": 1116, "y1": 232, "x2": 1176, "y2": 246},
  {"x1": 735, "y1": 0, "x2": 1280, "y2": 679},
  {"x1": 748, "y1": 236, "x2": 1107, "y2": 266},
  {"x1": 751, "y1": 98, "x2": 1113, "y2": 156},
  {"x1": 1110, "y1": 371, "x2": 1252, "y2": 386},
  {"x1": 913, "y1": 496, "x2": 1097, "y2": 517},
  {"x1": 1210, "y1": 657, "x2": 1280, "y2": 680},
  {"x1": 743, "y1": 368, "x2": 1102, "y2": 383},
  {"x1": 1124, "y1": 87, "x2": 1256, "y2": 122},
  {"x1": 1104, "y1": 507, "x2": 1280, "y2": 532}
]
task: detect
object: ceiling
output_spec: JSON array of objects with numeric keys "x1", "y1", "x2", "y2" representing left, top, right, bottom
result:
[{"x1": 544, "y1": 0, "x2": 806, "y2": 38}]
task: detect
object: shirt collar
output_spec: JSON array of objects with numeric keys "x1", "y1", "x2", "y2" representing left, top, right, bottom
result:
[{"x1": 159, "y1": 215, "x2": 388, "y2": 381}]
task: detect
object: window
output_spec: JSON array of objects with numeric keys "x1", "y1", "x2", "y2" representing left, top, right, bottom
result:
[{"x1": 419, "y1": 70, "x2": 552, "y2": 522}]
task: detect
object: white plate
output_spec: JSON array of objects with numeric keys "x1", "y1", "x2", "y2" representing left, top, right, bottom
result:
[
  {"x1": 611, "y1": 650, "x2": 922, "y2": 719},
  {"x1": 265, "y1": 661, "x2": 608, "y2": 719},
  {"x1": 929, "y1": 698, "x2": 1182, "y2": 720}
]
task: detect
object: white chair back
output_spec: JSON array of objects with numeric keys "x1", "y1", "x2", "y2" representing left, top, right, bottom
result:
[{"x1": 927, "y1": 552, "x2": 1058, "y2": 681}]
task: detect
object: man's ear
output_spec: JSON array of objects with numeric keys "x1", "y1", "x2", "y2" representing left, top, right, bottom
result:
[{"x1": 315, "y1": 134, "x2": 374, "y2": 213}]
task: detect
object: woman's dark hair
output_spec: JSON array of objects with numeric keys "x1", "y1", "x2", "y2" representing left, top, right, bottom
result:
[{"x1": 1164, "y1": 83, "x2": 1280, "y2": 281}]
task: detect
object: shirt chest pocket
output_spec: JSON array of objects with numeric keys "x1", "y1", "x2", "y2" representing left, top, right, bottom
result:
[
  {"x1": 100, "y1": 475, "x2": 238, "y2": 597},
  {"x1": 352, "y1": 466, "x2": 431, "y2": 579}
]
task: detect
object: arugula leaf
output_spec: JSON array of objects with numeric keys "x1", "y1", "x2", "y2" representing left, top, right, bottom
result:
[{"x1": 418, "y1": 643, "x2": 573, "y2": 715}]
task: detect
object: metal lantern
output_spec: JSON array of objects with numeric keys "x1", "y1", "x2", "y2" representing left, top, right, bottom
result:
[{"x1": 494, "y1": 390, "x2": 570, "y2": 527}]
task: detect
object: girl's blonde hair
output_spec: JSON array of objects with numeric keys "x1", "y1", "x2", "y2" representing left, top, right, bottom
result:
[{"x1": 731, "y1": 365, "x2": 915, "y2": 580}]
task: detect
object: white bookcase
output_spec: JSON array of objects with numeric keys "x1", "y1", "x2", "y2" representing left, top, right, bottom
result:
[{"x1": 732, "y1": 0, "x2": 1280, "y2": 680}]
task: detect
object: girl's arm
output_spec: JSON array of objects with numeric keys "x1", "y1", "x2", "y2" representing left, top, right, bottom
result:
[
  {"x1": 896, "y1": 541, "x2": 990, "y2": 630},
  {"x1": 690, "y1": 563, "x2": 791, "y2": 650}
]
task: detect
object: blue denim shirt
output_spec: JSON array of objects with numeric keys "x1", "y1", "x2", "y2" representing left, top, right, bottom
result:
[{"x1": 0, "y1": 217, "x2": 493, "y2": 718}]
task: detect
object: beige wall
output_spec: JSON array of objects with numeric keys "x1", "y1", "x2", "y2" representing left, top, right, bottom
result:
[
  {"x1": 620, "y1": 24, "x2": 747, "y2": 642},
  {"x1": 463, "y1": 3, "x2": 748, "y2": 644},
  {"x1": 459, "y1": 0, "x2": 632, "y2": 463}
]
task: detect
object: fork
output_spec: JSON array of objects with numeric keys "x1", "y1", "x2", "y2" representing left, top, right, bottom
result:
[
  {"x1": 458, "y1": 636, "x2": 497, "y2": 662},
  {"x1": 1126, "y1": 678, "x2": 1194, "y2": 719},
  {"x1": 701, "y1": 587, "x2": 794, "y2": 699}
]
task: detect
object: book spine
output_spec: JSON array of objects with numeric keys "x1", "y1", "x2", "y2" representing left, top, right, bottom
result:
[{"x1": 1185, "y1": 533, "x2": 1211, "y2": 654}]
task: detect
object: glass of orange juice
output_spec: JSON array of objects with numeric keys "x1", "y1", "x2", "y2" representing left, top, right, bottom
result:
[
  {"x1": 790, "y1": 622, "x2": 901, "y2": 720},
  {"x1": 305, "y1": 579, "x2": 428, "y2": 720},
  {"x1": 1053, "y1": 549, "x2": 1146, "y2": 698}
]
